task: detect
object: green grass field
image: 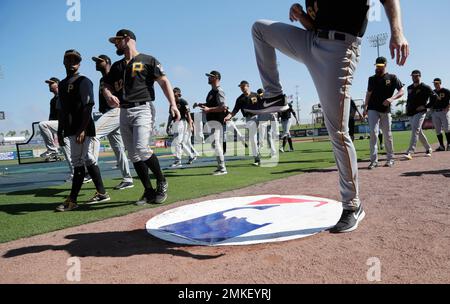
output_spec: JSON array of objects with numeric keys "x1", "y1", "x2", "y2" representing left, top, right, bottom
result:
[{"x1": 0, "y1": 130, "x2": 437, "y2": 243}]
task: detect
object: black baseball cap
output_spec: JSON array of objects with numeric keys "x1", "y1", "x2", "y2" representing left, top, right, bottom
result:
[
  {"x1": 238, "y1": 80, "x2": 249, "y2": 87},
  {"x1": 64, "y1": 49, "x2": 82, "y2": 62},
  {"x1": 205, "y1": 70, "x2": 221, "y2": 80},
  {"x1": 433, "y1": 78, "x2": 442, "y2": 83},
  {"x1": 45, "y1": 77, "x2": 60, "y2": 85},
  {"x1": 173, "y1": 87, "x2": 182, "y2": 94},
  {"x1": 92, "y1": 55, "x2": 111, "y2": 65},
  {"x1": 411, "y1": 70, "x2": 422, "y2": 76},
  {"x1": 375, "y1": 56, "x2": 387, "y2": 67},
  {"x1": 109, "y1": 29, "x2": 136, "y2": 43}
]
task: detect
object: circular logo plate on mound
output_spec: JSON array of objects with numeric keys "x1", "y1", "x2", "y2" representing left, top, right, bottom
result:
[{"x1": 146, "y1": 195, "x2": 342, "y2": 246}]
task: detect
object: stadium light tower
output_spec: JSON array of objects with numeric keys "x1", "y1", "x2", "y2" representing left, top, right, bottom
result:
[
  {"x1": 295, "y1": 85, "x2": 300, "y2": 124},
  {"x1": 368, "y1": 33, "x2": 388, "y2": 58}
]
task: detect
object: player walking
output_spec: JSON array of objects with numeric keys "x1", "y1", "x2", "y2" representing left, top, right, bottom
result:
[
  {"x1": 225, "y1": 81, "x2": 261, "y2": 166},
  {"x1": 429, "y1": 78, "x2": 450, "y2": 151},
  {"x1": 170, "y1": 87, "x2": 198, "y2": 168},
  {"x1": 56, "y1": 50, "x2": 110, "y2": 212},
  {"x1": 39, "y1": 77, "x2": 74, "y2": 182},
  {"x1": 403, "y1": 70, "x2": 435, "y2": 160},
  {"x1": 279, "y1": 103, "x2": 298, "y2": 153},
  {"x1": 199, "y1": 71, "x2": 228, "y2": 175},
  {"x1": 363, "y1": 57, "x2": 405, "y2": 169},
  {"x1": 103, "y1": 29, "x2": 180, "y2": 206},
  {"x1": 248, "y1": 0, "x2": 409, "y2": 233}
]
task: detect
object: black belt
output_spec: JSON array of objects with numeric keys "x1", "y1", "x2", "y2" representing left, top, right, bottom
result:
[
  {"x1": 120, "y1": 102, "x2": 148, "y2": 109},
  {"x1": 434, "y1": 109, "x2": 446, "y2": 112},
  {"x1": 317, "y1": 30, "x2": 347, "y2": 41}
]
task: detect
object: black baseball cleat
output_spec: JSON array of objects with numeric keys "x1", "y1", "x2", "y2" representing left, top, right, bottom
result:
[
  {"x1": 436, "y1": 146, "x2": 446, "y2": 152},
  {"x1": 330, "y1": 205, "x2": 366, "y2": 234},
  {"x1": 114, "y1": 181, "x2": 135, "y2": 191},
  {"x1": 187, "y1": 156, "x2": 197, "y2": 165},
  {"x1": 244, "y1": 94, "x2": 289, "y2": 115},
  {"x1": 43, "y1": 152, "x2": 60, "y2": 162},
  {"x1": 368, "y1": 162, "x2": 378, "y2": 170},
  {"x1": 135, "y1": 189, "x2": 157, "y2": 206},
  {"x1": 384, "y1": 160, "x2": 395, "y2": 168},
  {"x1": 155, "y1": 180, "x2": 168, "y2": 204}
]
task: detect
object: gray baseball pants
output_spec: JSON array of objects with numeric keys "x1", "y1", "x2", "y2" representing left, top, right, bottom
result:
[
  {"x1": 120, "y1": 104, "x2": 153, "y2": 163},
  {"x1": 252, "y1": 20, "x2": 361, "y2": 209},
  {"x1": 281, "y1": 118, "x2": 293, "y2": 139},
  {"x1": 406, "y1": 112, "x2": 431, "y2": 154},
  {"x1": 368, "y1": 110, "x2": 394, "y2": 162},
  {"x1": 90, "y1": 108, "x2": 133, "y2": 183},
  {"x1": 431, "y1": 110, "x2": 450, "y2": 134},
  {"x1": 68, "y1": 136, "x2": 96, "y2": 168},
  {"x1": 39, "y1": 120, "x2": 73, "y2": 174}
]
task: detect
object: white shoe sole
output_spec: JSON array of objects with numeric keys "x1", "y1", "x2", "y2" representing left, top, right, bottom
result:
[
  {"x1": 213, "y1": 172, "x2": 228, "y2": 176},
  {"x1": 115, "y1": 184, "x2": 135, "y2": 191}
]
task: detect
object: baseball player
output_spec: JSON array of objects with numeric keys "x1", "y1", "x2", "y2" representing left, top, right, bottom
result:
[
  {"x1": 197, "y1": 71, "x2": 228, "y2": 175},
  {"x1": 363, "y1": 56, "x2": 405, "y2": 169},
  {"x1": 225, "y1": 80, "x2": 261, "y2": 166},
  {"x1": 103, "y1": 29, "x2": 181, "y2": 205},
  {"x1": 279, "y1": 102, "x2": 298, "y2": 153},
  {"x1": 248, "y1": 0, "x2": 409, "y2": 233},
  {"x1": 403, "y1": 70, "x2": 435, "y2": 160},
  {"x1": 170, "y1": 87, "x2": 198, "y2": 168},
  {"x1": 91, "y1": 55, "x2": 134, "y2": 190},
  {"x1": 56, "y1": 50, "x2": 110, "y2": 212},
  {"x1": 39, "y1": 77, "x2": 74, "y2": 182},
  {"x1": 429, "y1": 78, "x2": 450, "y2": 151}
]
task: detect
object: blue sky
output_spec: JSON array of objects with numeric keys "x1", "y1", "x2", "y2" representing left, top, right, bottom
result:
[{"x1": 1, "y1": 0, "x2": 449, "y2": 134}]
